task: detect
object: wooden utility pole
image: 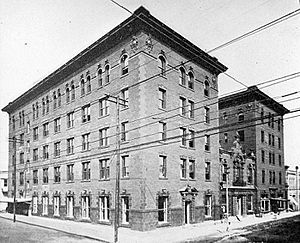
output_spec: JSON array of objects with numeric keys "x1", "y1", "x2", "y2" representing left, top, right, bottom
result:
[{"x1": 13, "y1": 137, "x2": 17, "y2": 223}]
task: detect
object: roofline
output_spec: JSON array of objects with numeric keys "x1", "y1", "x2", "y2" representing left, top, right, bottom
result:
[
  {"x1": 219, "y1": 85, "x2": 290, "y2": 115},
  {"x1": 2, "y1": 6, "x2": 227, "y2": 113}
]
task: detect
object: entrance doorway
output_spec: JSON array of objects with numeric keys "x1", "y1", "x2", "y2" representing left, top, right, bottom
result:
[
  {"x1": 184, "y1": 201, "x2": 191, "y2": 224},
  {"x1": 237, "y1": 196, "x2": 242, "y2": 216}
]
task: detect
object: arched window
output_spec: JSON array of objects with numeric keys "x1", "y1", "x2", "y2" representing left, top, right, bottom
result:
[
  {"x1": 66, "y1": 84, "x2": 70, "y2": 103},
  {"x1": 86, "y1": 75, "x2": 91, "y2": 93},
  {"x1": 81, "y1": 78, "x2": 85, "y2": 96},
  {"x1": 42, "y1": 98, "x2": 45, "y2": 115},
  {"x1": 238, "y1": 109, "x2": 244, "y2": 122},
  {"x1": 179, "y1": 67, "x2": 186, "y2": 86},
  {"x1": 36, "y1": 102, "x2": 39, "y2": 118},
  {"x1": 53, "y1": 91, "x2": 57, "y2": 109},
  {"x1": 204, "y1": 80, "x2": 210, "y2": 97},
  {"x1": 188, "y1": 72, "x2": 194, "y2": 90},
  {"x1": 57, "y1": 89, "x2": 61, "y2": 107},
  {"x1": 71, "y1": 81, "x2": 75, "y2": 100},
  {"x1": 158, "y1": 55, "x2": 166, "y2": 76},
  {"x1": 105, "y1": 65, "x2": 110, "y2": 84},
  {"x1": 98, "y1": 68, "x2": 103, "y2": 87},
  {"x1": 121, "y1": 54, "x2": 129, "y2": 75}
]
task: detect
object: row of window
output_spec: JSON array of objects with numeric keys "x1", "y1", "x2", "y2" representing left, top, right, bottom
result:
[
  {"x1": 261, "y1": 150, "x2": 282, "y2": 166},
  {"x1": 260, "y1": 108, "x2": 282, "y2": 131},
  {"x1": 260, "y1": 130, "x2": 281, "y2": 149},
  {"x1": 261, "y1": 170, "x2": 282, "y2": 185}
]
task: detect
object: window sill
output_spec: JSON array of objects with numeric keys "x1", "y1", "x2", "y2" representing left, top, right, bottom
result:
[
  {"x1": 54, "y1": 182, "x2": 61, "y2": 184},
  {"x1": 159, "y1": 74, "x2": 167, "y2": 79},
  {"x1": 121, "y1": 106, "x2": 129, "y2": 111},
  {"x1": 99, "y1": 179, "x2": 110, "y2": 181},
  {"x1": 120, "y1": 222, "x2": 130, "y2": 227},
  {"x1": 99, "y1": 145, "x2": 110, "y2": 149},
  {"x1": 205, "y1": 180, "x2": 212, "y2": 182},
  {"x1": 54, "y1": 131, "x2": 61, "y2": 135},
  {"x1": 81, "y1": 180, "x2": 91, "y2": 183},
  {"x1": 66, "y1": 181, "x2": 74, "y2": 184},
  {"x1": 81, "y1": 121, "x2": 91, "y2": 125},
  {"x1": 81, "y1": 149, "x2": 91, "y2": 153},
  {"x1": 121, "y1": 141, "x2": 130, "y2": 144},
  {"x1": 98, "y1": 114, "x2": 110, "y2": 119},
  {"x1": 53, "y1": 214, "x2": 60, "y2": 218},
  {"x1": 159, "y1": 177, "x2": 168, "y2": 180},
  {"x1": 157, "y1": 222, "x2": 171, "y2": 227},
  {"x1": 66, "y1": 153, "x2": 75, "y2": 156},
  {"x1": 158, "y1": 107, "x2": 167, "y2": 112},
  {"x1": 205, "y1": 216, "x2": 213, "y2": 219},
  {"x1": 66, "y1": 126, "x2": 74, "y2": 130},
  {"x1": 188, "y1": 147, "x2": 196, "y2": 150},
  {"x1": 120, "y1": 73, "x2": 129, "y2": 79},
  {"x1": 98, "y1": 220, "x2": 111, "y2": 225},
  {"x1": 188, "y1": 87, "x2": 195, "y2": 92},
  {"x1": 80, "y1": 218, "x2": 91, "y2": 223},
  {"x1": 65, "y1": 216, "x2": 75, "y2": 220},
  {"x1": 180, "y1": 178, "x2": 188, "y2": 181},
  {"x1": 204, "y1": 150, "x2": 211, "y2": 153},
  {"x1": 121, "y1": 177, "x2": 130, "y2": 180},
  {"x1": 54, "y1": 156, "x2": 61, "y2": 159},
  {"x1": 180, "y1": 145, "x2": 187, "y2": 149}
]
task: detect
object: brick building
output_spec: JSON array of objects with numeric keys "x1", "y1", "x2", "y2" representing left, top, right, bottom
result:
[
  {"x1": 219, "y1": 86, "x2": 289, "y2": 216},
  {"x1": 286, "y1": 166, "x2": 300, "y2": 211},
  {"x1": 2, "y1": 7, "x2": 227, "y2": 230}
]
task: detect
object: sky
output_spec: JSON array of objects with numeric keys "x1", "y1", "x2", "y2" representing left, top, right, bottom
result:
[{"x1": 0, "y1": 0, "x2": 299, "y2": 171}]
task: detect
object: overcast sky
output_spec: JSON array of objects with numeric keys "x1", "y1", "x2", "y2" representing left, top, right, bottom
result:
[{"x1": 0, "y1": 0, "x2": 299, "y2": 171}]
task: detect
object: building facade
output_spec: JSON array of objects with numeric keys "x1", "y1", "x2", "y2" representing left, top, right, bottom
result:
[
  {"x1": 219, "y1": 86, "x2": 289, "y2": 215},
  {"x1": 286, "y1": 167, "x2": 300, "y2": 211},
  {"x1": 0, "y1": 171, "x2": 8, "y2": 211},
  {"x1": 2, "y1": 7, "x2": 227, "y2": 231}
]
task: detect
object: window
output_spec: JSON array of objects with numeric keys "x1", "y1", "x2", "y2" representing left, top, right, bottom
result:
[
  {"x1": 121, "y1": 54, "x2": 129, "y2": 75},
  {"x1": 33, "y1": 104, "x2": 36, "y2": 119},
  {"x1": 278, "y1": 154, "x2": 282, "y2": 166},
  {"x1": 99, "y1": 196, "x2": 110, "y2": 221},
  {"x1": 53, "y1": 196, "x2": 60, "y2": 216},
  {"x1": 32, "y1": 196, "x2": 38, "y2": 214},
  {"x1": 180, "y1": 127, "x2": 187, "y2": 146},
  {"x1": 223, "y1": 112, "x2": 228, "y2": 122},
  {"x1": 261, "y1": 130, "x2": 265, "y2": 143},
  {"x1": 3, "y1": 179, "x2": 7, "y2": 187},
  {"x1": 81, "y1": 78, "x2": 85, "y2": 96},
  {"x1": 19, "y1": 172, "x2": 24, "y2": 186},
  {"x1": 20, "y1": 152, "x2": 24, "y2": 164},
  {"x1": 43, "y1": 122, "x2": 49, "y2": 137},
  {"x1": 120, "y1": 88, "x2": 129, "y2": 108},
  {"x1": 82, "y1": 104, "x2": 91, "y2": 123},
  {"x1": 54, "y1": 117, "x2": 61, "y2": 133},
  {"x1": 273, "y1": 171, "x2": 276, "y2": 184},
  {"x1": 54, "y1": 166, "x2": 60, "y2": 183},
  {"x1": 26, "y1": 121, "x2": 30, "y2": 134},
  {"x1": 247, "y1": 166, "x2": 254, "y2": 184},
  {"x1": 42, "y1": 196, "x2": 48, "y2": 215},
  {"x1": 188, "y1": 100, "x2": 195, "y2": 118},
  {"x1": 105, "y1": 64, "x2": 110, "y2": 84},
  {"x1": 268, "y1": 112, "x2": 271, "y2": 126},
  {"x1": 189, "y1": 160, "x2": 195, "y2": 179},
  {"x1": 67, "y1": 112, "x2": 74, "y2": 128},
  {"x1": 99, "y1": 159, "x2": 110, "y2": 180},
  {"x1": 278, "y1": 137, "x2": 281, "y2": 149},
  {"x1": 188, "y1": 72, "x2": 194, "y2": 90},
  {"x1": 238, "y1": 130, "x2": 245, "y2": 142},
  {"x1": 179, "y1": 67, "x2": 186, "y2": 86},
  {"x1": 121, "y1": 156, "x2": 129, "y2": 178},
  {"x1": 247, "y1": 195, "x2": 253, "y2": 212},
  {"x1": 33, "y1": 127, "x2": 38, "y2": 140},
  {"x1": 43, "y1": 145, "x2": 49, "y2": 159},
  {"x1": 33, "y1": 170, "x2": 38, "y2": 184},
  {"x1": 82, "y1": 133, "x2": 90, "y2": 151},
  {"x1": 67, "y1": 138, "x2": 74, "y2": 154},
  {"x1": 86, "y1": 75, "x2": 91, "y2": 93},
  {"x1": 66, "y1": 196, "x2": 74, "y2": 217},
  {"x1": 121, "y1": 122, "x2": 128, "y2": 142},
  {"x1": 278, "y1": 118, "x2": 281, "y2": 131},
  {"x1": 204, "y1": 80, "x2": 210, "y2": 97},
  {"x1": 180, "y1": 158, "x2": 187, "y2": 179},
  {"x1": 261, "y1": 150, "x2": 265, "y2": 163},
  {"x1": 57, "y1": 89, "x2": 61, "y2": 107},
  {"x1": 269, "y1": 171, "x2": 272, "y2": 184},
  {"x1": 188, "y1": 130, "x2": 195, "y2": 148},
  {"x1": 46, "y1": 96, "x2": 49, "y2": 113},
  {"x1": 205, "y1": 135, "x2": 210, "y2": 151},
  {"x1": 12, "y1": 116, "x2": 15, "y2": 130},
  {"x1": 204, "y1": 195, "x2": 212, "y2": 217},
  {"x1": 179, "y1": 97, "x2": 186, "y2": 116},
  {"x1": 82, "y1": 162, "x2": 90, "y2": 181},
  {"x1": 271, "y1": 114, "x2": 274, "y2": 128},
  {"x1": 158, "y1": 196, "x2": 168, "y2": 222},
  {"x1": 99, "y1": 98, "x2": 109, "y2": 116},
  {"x1": 269, "y1": 152, "x2": 272, "y2": 164},
  {"x1": 260, "y1": 107, "x2": 264, "y2": 123},
  {"x1": 158, "y1": 55, "x2": 166, "y2": 76},
  {"x1": 238, "y1": 110, "x2": 244, "y2": 122},
  {"x1": 98, "y1": 68, "x2": 103, "y2": 87},
  {"x1": 205, "y1": 161, "x2": 211, "y2": 181},
  {"x1": 268, "y1": 133, "x2": 271, "y2": 145},
  {"x1": 272, "y1": 135, "x2": 275, "y2": 146},
  {"x1": 121, "y1": 196, "x2": 130, "y2": 224},
  {"x1": 159, "y1": 155, "x2": 167, "y2": 178},
  {"x1": 67, "y1": 164, "x2": 74, "y2": 182},
  {"x1": 159, "y1": 122, "x2": 167, "y2": 142},
  {"x1": 33, "y1": 148, "x2": 38, "y2": 161},
  {"x1": 81, "y1": 196, "x2": 90, "y2": 219},
  {"x1": 71, "y1": 82, "x2": 75, "y2": 100},
  {"x1": 158, "y1": 88, "x2": 166, "y2": 109},
  {"x1": 99, "y1": 128, "x2": 109, "y2": 147},
  {"x1": 204, "y1": 107, "x2": 210, "y2": 123},
  {"x1": 54, "y1": 142, "x2": 60, "y2": 157},
  {"x1": 66, "y1": 85, "x2": 70, "y2": 103},
  {"x1": 43, "y1": 168, "x2": 48, "y2": 184}
]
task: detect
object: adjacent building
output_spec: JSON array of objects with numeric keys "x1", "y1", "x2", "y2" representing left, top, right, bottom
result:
[
  {"x1": 0, "y1": 170, "x2": 8, "y2": 211},
  {"x1": 219, "y1": 86, "x2": 289, "y2": 216},
  {"x1": 286, "y1": 166, "x2": 300, "y2": 211},
  {"x1": 2, "y1": 7, "x2": 227, "y2": 230}
]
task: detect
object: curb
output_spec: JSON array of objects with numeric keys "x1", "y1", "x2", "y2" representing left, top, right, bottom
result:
[{"x1": 0, "y1": 215, "x2": 111, "y2": 243}]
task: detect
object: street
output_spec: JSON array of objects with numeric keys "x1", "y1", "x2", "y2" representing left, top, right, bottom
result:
[{"x1": 0, "y1": 217, "x2": 98, "y2": 243}]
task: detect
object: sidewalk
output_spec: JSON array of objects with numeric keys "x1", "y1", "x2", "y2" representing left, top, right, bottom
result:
[{"x1": 0, "y1": 211, "x2": 299, "y2": 243}]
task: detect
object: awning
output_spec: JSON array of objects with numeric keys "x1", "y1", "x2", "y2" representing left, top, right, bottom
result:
[
  {"x1": 289, "y1": 196, "x2": 299, "y2": 206},
  {"x1": 0, "y1": 197, "x2": 31, "y2": 203}
]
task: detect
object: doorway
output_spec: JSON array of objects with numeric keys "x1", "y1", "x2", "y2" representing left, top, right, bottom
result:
[{"x1": 184, "y1": 201, "x2": 191, "y2": 224}]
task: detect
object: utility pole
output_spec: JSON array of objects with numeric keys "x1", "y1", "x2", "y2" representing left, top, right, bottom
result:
[
  {"x1": 114, "y1": 96, "x2": 121, "y2": 243},
  {"x1": 296, "y1": 166, "x2": 299, "y2": 211},
  {"x1": 13, "y1": 137, "x2": 17, "y2": 223}
]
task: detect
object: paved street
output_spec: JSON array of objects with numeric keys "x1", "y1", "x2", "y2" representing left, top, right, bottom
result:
[
  {"x1": 1, "y1": 211, "x2": 300, "y2": 243},
  {"x1": 0, "y1": 217, "x2": 99, "y2": 243}
]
